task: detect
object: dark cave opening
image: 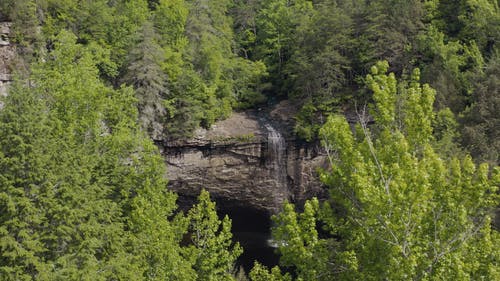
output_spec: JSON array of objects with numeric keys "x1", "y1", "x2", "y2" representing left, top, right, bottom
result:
[
  {"x1": 217, "y1": 203, "x2": 280, "y2": 273},
  {"x1": 176, "y1": 195, "x2": 281, "y2": 273}
]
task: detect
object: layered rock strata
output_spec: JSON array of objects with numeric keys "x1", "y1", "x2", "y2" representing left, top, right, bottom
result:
[{"x1": 157, "y1": 110, "x2": 328, "y2": 214}]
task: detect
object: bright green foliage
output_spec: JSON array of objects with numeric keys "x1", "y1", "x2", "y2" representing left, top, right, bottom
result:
[
  {"x1": 0, "y1": 80, "x2": 53, "y2": 280},
  {"x1": 153, "y1": 0, "x2": 189, "y2": 83},
  {"x1": 249, "y1": 262, "x2": 291, "y2": 281},
  {"x1": 267, "y1": 62, "x2": 499, "y2": 280},
  {"x1": 6, "y1": 0, "x2": 266, "y2": 140},
  {"x1": 3, "y1": 0, "x2": 500, "y2": 280},
  {"x1": 316, "y1": 63, "x2": 500, "y2": 279},
  {"x1": 271, "y1": 199, "x2": 337, "y2": 281},
  {"x1": 400, "y1": 68, "x2": 435, "y2": 148},
  {"x1": 367, "y1": 61, "x2": 435, "y2": 148},
  {"x1": 366, "y1": 61, "x2": 398, "y2": 127},
  {"x1": 0, "y1": 30, "x2": 192, "y2": 280},
  {"x1": 185, "y1": 190, "x2": 243, "y2": 281},
  {"x1": 0, "y1": 37, "x2": 243, "y2": 278},
  {"x1": 42, "y1": 0, "x2": 149, "y2": 76}
]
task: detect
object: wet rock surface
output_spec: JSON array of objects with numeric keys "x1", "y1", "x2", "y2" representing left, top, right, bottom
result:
[{"x1": 157, "y1": 106, "x2": 329, "y2": 214}]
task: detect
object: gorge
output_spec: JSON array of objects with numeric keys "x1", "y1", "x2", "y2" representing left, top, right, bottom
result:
[
  {"x1": 158, "y1": 107, "x2": 328, "y2": 214},
  {"x1": 156, "y1": 105, "x2": 329, "y2": 269},
  {"x1": 0, "y1": 17, "x2": 330, "y2": 271}
]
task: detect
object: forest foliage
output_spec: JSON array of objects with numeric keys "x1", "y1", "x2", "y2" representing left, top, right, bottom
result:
[
  {"x1": 1, "y1": 0, "x2": 498, "y2": 163},
  {"x1": 0, "y1": 0, "x2": 499, "y2": 280},
  {"x1": 257, "y1": 62, "x2": 499, "y2": 280}
]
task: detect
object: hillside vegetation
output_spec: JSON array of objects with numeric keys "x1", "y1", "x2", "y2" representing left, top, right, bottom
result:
[{"x1": 0, "y1": 0, "x2": 498, "y2": 280}]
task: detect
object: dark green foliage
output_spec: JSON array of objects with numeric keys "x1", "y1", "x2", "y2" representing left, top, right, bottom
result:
[
  {"x1": 123, "y1": 21, "x2": 167, "y2": 139},
  {"x1": 181, "y1": 0, "x2": 267, "y2": 129},
  {"x1": 286, "y1": 1, "x2": 351, "y2": 140},
  {"x1": 461, "y1": 49, "x2": 500, "y2": 165}
]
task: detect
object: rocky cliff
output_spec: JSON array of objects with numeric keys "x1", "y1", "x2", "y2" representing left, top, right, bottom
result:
[
  {"x1": 0, "y1": 21, "x2": 13, "y2": 103},
  {"x1": 157, "y1": 103, "x2": 329, "y2": 215},
  {"x1": 0, "y1": 17, "x2": 327, "y2": 216}
]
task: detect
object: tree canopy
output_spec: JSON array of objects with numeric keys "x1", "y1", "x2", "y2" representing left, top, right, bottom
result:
[
  {"x1": 0, "y1": 30, "x2": 242, "y2": 280},
  {"x1": 262, "y1": 61, "x2": 499, "y2": 280},
  {"x1": 1, "y1": 0, "x2": 498, "y2": 279}
]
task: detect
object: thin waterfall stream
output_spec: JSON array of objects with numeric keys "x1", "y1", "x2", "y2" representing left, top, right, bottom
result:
[
  {"x1": 264, "y1": 123, "x2": 287, "y2": 195},
  {"x1": 229, "y1": 122, "x2": 288, "y2": 272}
]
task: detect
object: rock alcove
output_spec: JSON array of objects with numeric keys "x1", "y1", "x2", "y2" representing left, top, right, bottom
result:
[{"x1": 156, "y1": 103, "x2": 329, "y2": 269}]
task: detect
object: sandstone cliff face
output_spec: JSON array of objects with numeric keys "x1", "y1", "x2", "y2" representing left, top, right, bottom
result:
[
  {"x1": 0, "y1": 21, "x2": 13, "y2": 102},
  {"x1": 157, "y1": 107, "x2": 328, "y2": 214}
]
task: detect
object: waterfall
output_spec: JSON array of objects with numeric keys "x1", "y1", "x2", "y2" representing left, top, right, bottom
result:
[{"x1": 265, "y1": 124, "x2": 287, "y2": 191}]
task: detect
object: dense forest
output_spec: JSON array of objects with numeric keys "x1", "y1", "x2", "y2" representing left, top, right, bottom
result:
[{"x1": 0, "y1": 0, "x2": 499, "y2": 280}]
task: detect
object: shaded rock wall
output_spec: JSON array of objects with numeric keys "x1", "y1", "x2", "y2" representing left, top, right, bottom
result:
[
  {"x1": 0, "y1": 21, "x2": 13, "y2": 102},
  {"x1": 157, "y1": 111, "x2": 328, "y2": 214}
]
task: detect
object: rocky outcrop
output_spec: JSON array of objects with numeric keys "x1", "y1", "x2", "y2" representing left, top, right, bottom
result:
[
  {"x1": 0, "y1": 21, "x2": 14, "y2": 103},
  {"x1": 157, "y1": 106, "x2": 328, "y2": 214}
]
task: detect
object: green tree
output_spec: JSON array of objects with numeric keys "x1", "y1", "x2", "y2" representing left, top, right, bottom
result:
[
  {"x1": 160, "y1": 0, "x2": 267, "y2": 135},
  {"x1": 185, "y1": 190, "x2": 243, "y2": 281},
  {"x1": 153, "y1": 0, "x2": 189, "y2": 82},
  {"x1": 416, "y1": 25, "x2": 481, "y2": 112},
  {"x1": 348, "y1": 0, "x2": 424, "y2": 75},
  {"x1": 271, "y1": 199, "x2": 338, "y2": 281},
  {"x1": 0, "y1": 79, "x2": 54, "y2": 280},
  {"x1": 184, "y1": 0, "x2": 237, "y2": 125},
  {"x1": 434, "y1": 0, "x2": 499, "y2": 53},
  {"x1": 8, "y1": 0, "x2": 42, "y2": 60},
  {"x1": 249, "y1": 262, "x2": 291, "y2": 281},
  {"x1": 231, "y1": 0, "x2": 259, "y2": 59},
  {"x1": 0, "y1": 30, "x2": 193, "y2": 280},
  {"x1": 416, "y1": 0, "x2": 499, "y2": 114},
  {"x1": 268, "y1": 61, "x2": 500, "y2": 280},
  {"x1": 286, "y1": 0, "x2": 351, "y2": 141},
  {"x1": 123, "y1": 20, "x2": 167, "y2": 140},
  {"x1": 253, "y1": 0, "x2": 312, "y2": 94},
  {"x1": 320, "y1": 61, "x2": 499, "y2": 280},
  {"x1": 461, "y1": 49, "x2": 500, "y2": 165}
]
